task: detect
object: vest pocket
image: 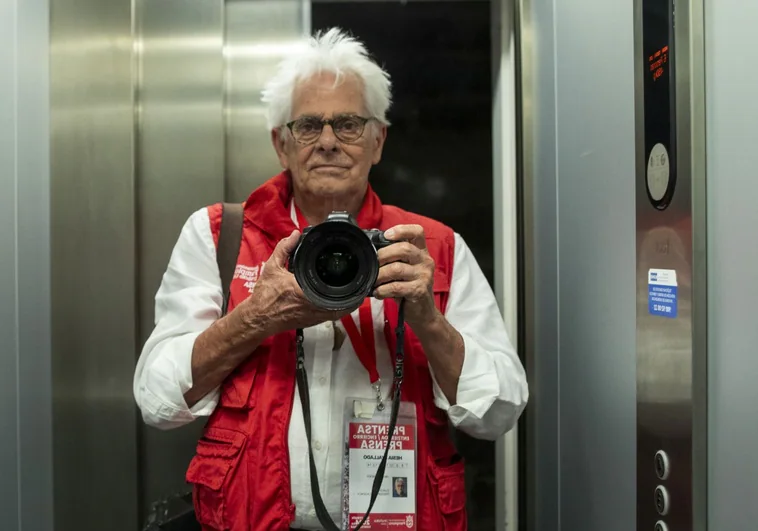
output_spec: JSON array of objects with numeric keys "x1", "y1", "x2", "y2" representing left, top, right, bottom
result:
[
  {"x1": 186, "y1": 427, "x2": 248, "y2": 530},
  {"x1": 428, "y1": 457, "x2": 468, "y2": 530}
]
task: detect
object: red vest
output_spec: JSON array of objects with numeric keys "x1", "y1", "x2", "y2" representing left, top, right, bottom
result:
[{"x1": 185, "y1": 172, "x2": 467, "y2": 531}]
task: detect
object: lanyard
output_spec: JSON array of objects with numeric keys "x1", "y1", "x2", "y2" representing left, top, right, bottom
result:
[{"x1": 292, "y1": 202, "x2": 383, "y2": 407}]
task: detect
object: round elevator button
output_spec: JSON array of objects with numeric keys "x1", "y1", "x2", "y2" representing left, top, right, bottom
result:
[
  {"x1": 655, "y1": 450, "x2": 670, "y2": 480},
  {"x1": 655, "y1": 521, "x2": 669, "y2": 531},
  {"x1": 654, "y1": 486, "x2": 670, "y2": 516},
  {"x1": 647, "y1": 142, "x2": 671, "y2": 202}
]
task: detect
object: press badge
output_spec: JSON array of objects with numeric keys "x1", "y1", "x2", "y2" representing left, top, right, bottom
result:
[{"x1": 341, "y1": 398, "x2": 417, "y2": 530}]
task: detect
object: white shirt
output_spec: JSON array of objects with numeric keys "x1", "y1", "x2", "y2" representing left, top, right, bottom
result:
[{"x1": 133, "y1": 205, "x2": 528, "y2": 530}]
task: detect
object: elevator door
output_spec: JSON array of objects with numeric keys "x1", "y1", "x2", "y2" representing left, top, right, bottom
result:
[
  {"x1": 136, "y1": 0, "x2": 307, "y2": 519},
  {"x1": 312, "y1": 2, "x2": 496, "y2": 528}
]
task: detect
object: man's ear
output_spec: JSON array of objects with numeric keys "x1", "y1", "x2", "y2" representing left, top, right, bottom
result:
[
  {"x1": 271, "y1": 127, "x2": 289, "y2": 169},
  {"x1": 371, "y1": 124, "x2": 388, "y2": 165}
]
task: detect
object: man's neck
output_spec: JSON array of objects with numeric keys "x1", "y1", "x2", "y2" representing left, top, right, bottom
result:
[{"x1": 293, "y1": 188, "x2": 366, "y2": 226}]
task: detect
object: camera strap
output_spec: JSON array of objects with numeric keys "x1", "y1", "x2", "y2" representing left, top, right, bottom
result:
[{"x1": 295, "y1": 299, "x2": 406, "y2": 531}]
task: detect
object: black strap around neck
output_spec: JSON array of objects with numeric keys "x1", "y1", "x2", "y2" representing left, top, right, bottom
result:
[{"x1": 295, "y1": 300, "x2": 406, "y2": 531}]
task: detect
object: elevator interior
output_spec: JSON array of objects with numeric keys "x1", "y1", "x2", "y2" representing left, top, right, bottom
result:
[
  {"x1": 49, "y1": 0, "x2": 511, "y2": 529},
  {"x1": 4, "y1": 0, "x2": 758, "y2": 530}
]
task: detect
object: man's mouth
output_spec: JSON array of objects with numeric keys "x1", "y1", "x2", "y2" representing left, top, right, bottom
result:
[{"x1": 312, "y1": 164, "x2": 347, "y2": 171}]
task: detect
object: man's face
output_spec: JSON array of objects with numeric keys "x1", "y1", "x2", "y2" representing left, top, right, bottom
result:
[
  {"x1": 272, "y1": 72, "x2": 387, "y2": 200},
  {"x1": 394, "y1": 478, "x2": 404, "y2": 493}
]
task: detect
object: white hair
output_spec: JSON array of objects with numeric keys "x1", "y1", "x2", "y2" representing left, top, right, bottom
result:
[{"x1": 261, "y1": 27, "x2": 392, "y2": 131}]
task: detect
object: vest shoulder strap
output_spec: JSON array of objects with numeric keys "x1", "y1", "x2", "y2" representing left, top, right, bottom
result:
[{"x1": 217, "y1": 202, "x2": 244, "y2": 316}]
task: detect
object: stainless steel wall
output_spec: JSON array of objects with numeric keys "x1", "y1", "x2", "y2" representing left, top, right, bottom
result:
[
  {"x1": 0, "y1": 0, "x2": 20, "y2": 520},
  {"x1": 50, "y1": 0, "x2": 140, "y2": 529},
  {"x1": 706, "y1": 0, "x2": 758, "y2": 528},
  {"x1": 48, "y1": 0, "x2": 308, "y2": 525},
  {"x1": 136, "y1": 0, "x2": 226, "y2": 510},
  {"x1": 521, "y1": 0, "x2": 638, "y2": 529},
  {"x1": 136, "y1": 0, "x2": 307, "y2": 512},
  {"x1": 1, "y1": 0, "x2": 54, "y2": 530},
  {"x1": 225, "y1": 0, "x2": 307, "y2": 201},
  {"x1": 492, "y1": 1, "x2": 520, "y2": 529}
]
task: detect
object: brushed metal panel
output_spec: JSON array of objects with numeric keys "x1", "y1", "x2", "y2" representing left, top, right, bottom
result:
[
  {"x1": 520, "y1": 0, "x2": 560, "y2": 527},
  {"x1": 555, "y1": 0, "x2": 637, "y2": 530},
  {"x1": 511, "y1": 0, "x2": 542, "y2": 527},
  {"x1": 633, "y1": 0, "x2": 707, "y2": 528},
  {"x1": 224, "y1": 0, "x2": 307, "y2": 202},
  {"x1": 0, "y1": 1, "x2": 21, "y2": 528},
  {"x1": 687, "y1": 0, "x2": 708, "y2": 526},
  {"x1": 136, "y1": 0, "x2": 226, "y2": 513},
  {"x1": 491, "y1": 1, "x2": 520, "y2": 530},
  {"x1": 16, "y1": 0, "x2": 54, "y2": 528},
  {"x1": 49, "y1": 0, "x2": 139, "y2": 529},
  {"x1": 705, "y1": 1, "x2": 758, "y2": 530}
]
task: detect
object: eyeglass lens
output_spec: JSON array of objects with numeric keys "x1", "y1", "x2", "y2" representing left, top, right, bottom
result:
[{"x1": 291, "y1": 116, "x2": 366, "y2": 143}]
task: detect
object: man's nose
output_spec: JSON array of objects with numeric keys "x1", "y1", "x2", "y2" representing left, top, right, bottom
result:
[{"x1": 315, "y1": 124, "x2": 339, "y2": 151}]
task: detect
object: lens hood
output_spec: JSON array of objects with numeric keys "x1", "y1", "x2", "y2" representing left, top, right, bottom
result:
[{"x1": 289, "y1": 212, "x2": 389, "y2": 311}]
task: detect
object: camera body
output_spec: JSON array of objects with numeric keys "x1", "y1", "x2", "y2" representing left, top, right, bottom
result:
[{"x1": 288, "y1": 211, "x2": 395, "y2": 311}]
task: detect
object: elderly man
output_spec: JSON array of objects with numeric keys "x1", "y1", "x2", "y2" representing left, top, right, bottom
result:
[{"x1": 133, "y1": 28, "x2": 528, "y2": 531}]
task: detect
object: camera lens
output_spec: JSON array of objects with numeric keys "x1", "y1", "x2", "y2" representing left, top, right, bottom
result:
[
  {"x1": 289, "y1": 213, "x2": 383, "y2": 311},
  {"x1": 315, "y1": 244, "x2": 358, "y2": 287}
]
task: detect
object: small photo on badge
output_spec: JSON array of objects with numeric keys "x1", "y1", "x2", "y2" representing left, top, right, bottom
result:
[{"x1": 392, "y1": 477, "x2": 407, "y2": 498}]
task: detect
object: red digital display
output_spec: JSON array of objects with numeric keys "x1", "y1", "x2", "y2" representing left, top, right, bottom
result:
[{"x1": 648, "y1": 45, "x2": 669, "y2": 81}]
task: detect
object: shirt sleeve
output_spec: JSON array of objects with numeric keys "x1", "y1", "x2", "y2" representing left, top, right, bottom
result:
[
  {"x1": 430, "y1": 233, "x2": 529, "y2": 440},
  {"x1": 132, "y1": 207, "x2": 223, "y2": 430}
]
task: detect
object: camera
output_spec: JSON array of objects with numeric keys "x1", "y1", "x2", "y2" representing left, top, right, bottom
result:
[{"x1": 288, "y1": 211, "x2": 395, "y2": 311}]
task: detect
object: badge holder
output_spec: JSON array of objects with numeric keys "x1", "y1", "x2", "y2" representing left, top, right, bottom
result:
[
  {"x1": 295, "y1": 299, "x2": 409, "y2": 531},
  {"x1": 341, "y1": 399, "x2": 417, "y2": 531}
]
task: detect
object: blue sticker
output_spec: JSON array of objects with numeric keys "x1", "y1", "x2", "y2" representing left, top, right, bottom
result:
[{"x1": 648, "y1": 268, "x2": 677, "y2": 318}]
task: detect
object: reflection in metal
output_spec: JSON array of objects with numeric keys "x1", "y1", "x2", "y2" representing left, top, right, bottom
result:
[
  {"x1": 706, "y1": 2, "x2": 758, "y2": 528},
  {"x1": 49, "y1": 0, "x2": 309, "y2": 527},
  {"x1": 49, "y1": 1, "x2": 139, "y2": 530},
  {"x1": 492, "y1": 1, "x2": 520, "y2": 530},
  {"x1": 634, "y1": 0, "x2": 707, "y2": 528},
  {"x1": 3, "y1": 0, "x2": 54, "y2": 529},
  {"x1": 137, "y1": 0, "x2": 309, "y2": 516},
  {"x1": 224, "y1": 0, "x2": 308, "y2": 202},
  {"x1": 136, "y1": 0, "x2": 309, "y2": 519},
  {"x1": 521, "y1": 0, "x2": 638, "y2": 527},
  {"x1": 136, "y1": 0, "x2": 226, "y2": 513},
  {"x1": 513, "y1": 0, "x2": 536, "y2": 526}
]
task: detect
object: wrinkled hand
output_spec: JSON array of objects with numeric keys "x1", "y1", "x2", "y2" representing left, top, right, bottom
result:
[
  {"x1": 373, "y1": 224, "x2": 438, "y2": 326},
  {"x1": 236, "y1": 230, "x2": 356, "y2": 334}
]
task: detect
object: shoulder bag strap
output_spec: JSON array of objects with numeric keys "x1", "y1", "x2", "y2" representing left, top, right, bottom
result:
[{"x1": 216, "y1": 202, "x2": 244, "y2": 316}]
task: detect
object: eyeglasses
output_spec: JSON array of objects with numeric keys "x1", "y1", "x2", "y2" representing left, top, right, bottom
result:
[{"x1": 286, "y1": 115, "x2": 374, "y2": 145}]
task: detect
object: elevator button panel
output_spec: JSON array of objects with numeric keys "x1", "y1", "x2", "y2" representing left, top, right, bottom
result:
[
  {"x1": 655, "y1": 485, "x2": 670, "y2": 516},
  {"x1": 636, "y1": 0, "x2": 705, "y2": 526},
  {"x1": 654, "y1": 450, "x2": 670, "y2": 480}
]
